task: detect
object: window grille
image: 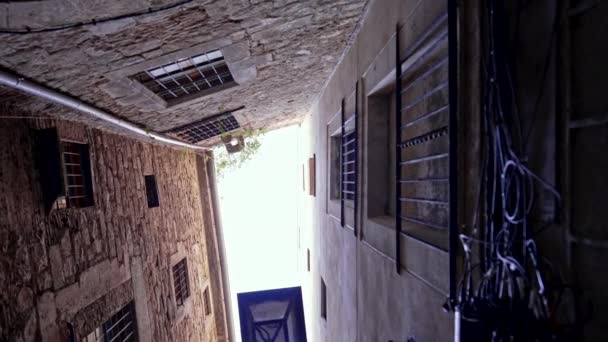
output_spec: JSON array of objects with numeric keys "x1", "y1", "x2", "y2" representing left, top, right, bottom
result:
[
  {"x1": 172, "y1": 258, "x2": 190, "y2": 306},
  {"x1": 339, "y1": 89, "x2": 359, "y2": 237},
  {"x1": 165, "y1": 111, "x2": 240, "y2": 144},
  {"x1": 341, "y1": 131, "x2": 356, "y2": 201},
  {"x1": 61, "y1": 141, "x2": 94, "y2": 208},
  {"x1": 83, "y1": 301, "x2": 138, "y2": 342},
  {"x1": 132, "y1": 50, "x2": 235, "y2": 104},
  {"x1": 144, "y1": 175, "x2": 159, "y2": 208}
]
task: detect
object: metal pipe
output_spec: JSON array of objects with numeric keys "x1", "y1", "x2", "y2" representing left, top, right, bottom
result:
[
  {"x1": 0, "y1": 70, "x2": 209, "y2": 151},
  {"x1": 206, "y1": 152, "x2": 235, "y2": 342},
  {"x1": 448, "y1": 0, "x2": 459, "y2": 308},
  {"x1": 340, "y1": 98, "x2": 345, "y2": 228},
  {"x1": 354, "y1": 80, "x2": 359, "y2": 237},
  {"x1": 395, "y1": 24, "x2": 403, "y2": 274}
]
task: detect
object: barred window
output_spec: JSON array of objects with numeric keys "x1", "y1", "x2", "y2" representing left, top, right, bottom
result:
[
  {"x1": 61, "y1": 141, "x2": 94, "y2": 208},
  {"x1": 172, "y1": 258, "x2": 190, "y2": 306},
  {"x1": 83, "y1": 301, "x2": 138, "y2": 342},
  {"x1": 341, "y1": 131, "x2": 356, "y2": 201},
  {"x1": 132, "y1": 50, "x2": 235, "y2": 105}
]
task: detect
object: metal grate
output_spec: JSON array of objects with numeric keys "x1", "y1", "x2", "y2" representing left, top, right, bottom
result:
[
  {"x1": 173, "y1": 258, "x2": 190, "y2": 306},
  {"x1": 203, "y1": 287, "x2": 211, "y2": 316},
  {"x1": 83, "y1": 301, "x2": 138, "y2": 342},
  {"x1": 166, "y1": 111, "x2": 240, "y2": 143},
  {"x1": 144, "y1": 175, "x2": 159, "y2": 208},
  {"x1": 61, "y1": 141, "x2": 94, "y2": 208},
  {"x1": 132, "y1": 50, "x2": 235, "y2": 104},
  {"x1": 341, "y1": 131, "x2": 356, "y2": 201}
]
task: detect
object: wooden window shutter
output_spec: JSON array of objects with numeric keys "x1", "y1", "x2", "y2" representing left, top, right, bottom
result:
[
  {"x1": 308, "y1": 154, "x2": 316, "y2": 196},
  {"x1": 32, "y1": 128, "x2": 65, "y2": 213}
]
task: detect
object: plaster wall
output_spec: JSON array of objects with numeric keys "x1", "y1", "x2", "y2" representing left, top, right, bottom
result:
[{"x1": 299, "y1": 0, "x2": 458, "y2": 341}]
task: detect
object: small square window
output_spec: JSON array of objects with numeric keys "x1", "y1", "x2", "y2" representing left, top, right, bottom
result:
[
  {"x1": 308, "y1": 154, "x2": 316, "y2": 197},
  {"x1": 307, "y1": 248, "x2": 311, "y2": 272},
  {"x1": 203, "y1": 287, "x2": 212, "y2": 316},
  {"x1": 320, "y1": 277, "x2": 327, "y2": 319},
  {"x1": 83, "y1": 301, "x2": 138, "y2": 342},
  {"x1": 132, "y1": 50, "x2": 236, "y2": 106},
  {"x1": 172, "y1": 258, "x2": 190, "y2": 306},
  {"x1": 144, "y1": 175, "x2": 159, "y2": 208},
  {"x1": 61, "y1": 141, "x2": 94, "y2": 208}
]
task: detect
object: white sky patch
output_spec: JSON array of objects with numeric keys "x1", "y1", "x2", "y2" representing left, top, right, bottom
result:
[{"x1": 217, "y1": 125, "x2": 301, "y2": 341}]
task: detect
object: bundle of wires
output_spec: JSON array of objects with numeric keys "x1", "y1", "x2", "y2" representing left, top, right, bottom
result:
[{"x1": 454, "y1": 0, "x2": 564, "y2": 340}]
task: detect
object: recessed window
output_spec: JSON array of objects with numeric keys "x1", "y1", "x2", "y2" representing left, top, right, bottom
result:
[
  {"x1": 131, "y1": 50, "x2": 235, "y2": 105},
  {"x1": 203, "y1": 288, "x2": 212, "y2": 316},
  {"x1": 320, "y1": 277, "x2": 327, "y2": 319},
  {"x1": 329, "y1": 118, "x2": 355, "y2": 202},
  {"x1": 342, "y1": 132, "x2": 356, "y2": 201},
  {"x1": 61, "y1": 141, "x2": 94, "y2": 208},
  {"x1": 366, "y1": 91, "x2": 397, "y2": 217},
  {"x1": 166, "y1": 110, "x2": 241, "y2": 144},
  {"x1": 307, "y1": 248, "x2": 311, "y2": 272},
  {"x1": 172, "y1": 258, "x2": 190, "y2": 306},
  {"x1": 144, "y1": 175, "x2": 159, "y2": 208},
  {"x1": 83, "y1": 301, "x2": 138, "y2": 342},
  {"x1": 308, "y1": 154, "x2": 316, "y2": 197}
]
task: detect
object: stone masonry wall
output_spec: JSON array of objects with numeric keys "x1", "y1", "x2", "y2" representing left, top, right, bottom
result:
[
  {"x1": 0, "y1": 105, "x2": 219, "y2": 341},
  {"x1": 0, "y1": 0, "x2": 368, "y2": 146}
]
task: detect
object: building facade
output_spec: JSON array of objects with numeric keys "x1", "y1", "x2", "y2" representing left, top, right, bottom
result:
[
  {"x1": 0, "y1": 110, "x2": 229, "y2": 341},
  {"x1": 298, "y1": 0, "x2": 608, "y2": 341}
]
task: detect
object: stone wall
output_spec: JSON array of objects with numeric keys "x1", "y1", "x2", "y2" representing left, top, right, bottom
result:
[
  {"x1": 0, "y1": 0, "x2": 368, "y2": 146},
  {"x1": 0, "y1": 106, "x2": 221, "y2": 341}
]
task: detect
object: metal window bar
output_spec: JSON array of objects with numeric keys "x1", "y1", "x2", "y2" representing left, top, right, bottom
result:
[
  {"x1": 61, "y1": 141, "x2": 91, "y2": 208},
  {"x1": 165, "y1": 108, "x2": 242, "y2": 144},
  {"x1": 89, "y1": 301, "x2": 138, "y2": 342},
  {"x1": 339, "y1": 89, "x2": 358, "y2": 231},
  {"x1": 133, "y1": 51, "x2": 234, "y2": 103},
  {"x1": 341, "y1": 132, "x2": 356, "y2": 202},
  {"x1": 173, "y1": 259, "x2": 190, "y2": 306}
]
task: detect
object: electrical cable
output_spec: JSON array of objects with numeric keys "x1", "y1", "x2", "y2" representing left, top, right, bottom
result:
[
  {"x1": 454, "y1": 1, "x2": 569, "y2": 340},
  {"x1": 0, "y1": 0, "x2": 196, "y2": 34}
]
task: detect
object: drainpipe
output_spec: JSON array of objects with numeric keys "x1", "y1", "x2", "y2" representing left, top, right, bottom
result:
[
  {"x1": 205, "y1": 152, "x2": 235, "y2": 342},
  {"x1": 0, "y1": 69, "x2": 209, "y2": 151}
]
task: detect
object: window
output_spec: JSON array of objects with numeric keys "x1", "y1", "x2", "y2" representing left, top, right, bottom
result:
[
  {"x1": 203, "y1": 287, "x2": 212, "y2": 316},
  {"x1": 342, "y1": 132, "x2": 356, "y2": 201},
  {"x1": 308, "y1": 154, "x2": 316, "y2": 196},
  {"x1": 329, "y1": 119, "x2": 355, "y2": 201},
  {"x1": 307, "y1": 248, "x2": 311, "y2": 272},
  {"x1": 131, "y1": 50, "x2": 235, "y2": 105},
  {"x1": 320, "y1": 277, "x2": 327, "y2": 319},
  {"x1": 172, "y1": 258, "x2": 190, "y2": 306},
  {"x1": 83, "y1": 301, "x2": 138, "y2": 342},
  {"x1": 61, "y1": 141, "x2": 94, "y2": 208},
  {"x1": 366, "y1": 91, "x2": 397, "y2": 218},
  {"x1": 144, "y1": 175, "x2": 159, "y2": 208},
  {"x1": 165, "y1": 110, "x2": 241, "y2": 144}
]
